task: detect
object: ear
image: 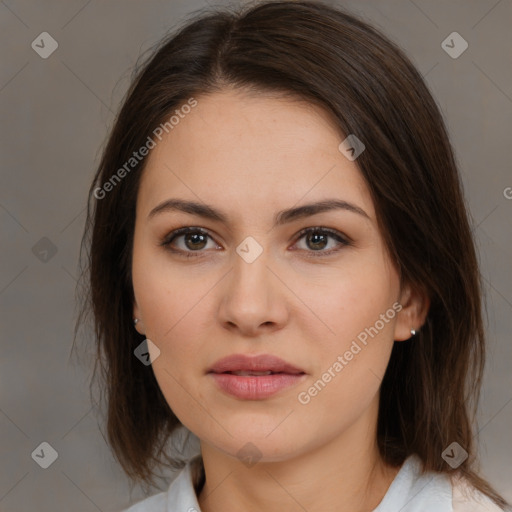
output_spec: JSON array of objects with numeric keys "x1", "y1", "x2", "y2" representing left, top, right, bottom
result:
[
  {"x1": 393, "y1": 282, "x2": 430, "y2": 342},
  {"x1": 133, "y1": 299, "x2": 146, "y2": 335}
]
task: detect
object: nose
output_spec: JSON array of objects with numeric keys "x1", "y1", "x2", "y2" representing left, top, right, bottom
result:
[{"x1": 217, "y1": 247, "x2": 289, "y2": 337}]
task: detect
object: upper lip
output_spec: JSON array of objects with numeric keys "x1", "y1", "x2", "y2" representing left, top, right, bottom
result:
[{"x1": 208, "y1": 354, "x2": 305, "y2": 374}]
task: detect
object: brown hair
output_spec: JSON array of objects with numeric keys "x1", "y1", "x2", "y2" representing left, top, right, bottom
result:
[{"x1": 74, "y1": 0, "x2": 508, "y2": 507}]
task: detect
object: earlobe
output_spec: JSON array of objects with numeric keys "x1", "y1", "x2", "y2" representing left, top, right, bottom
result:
[
  {"x1": 133, "y1": 302, "x2": 145, "y2": 335},
  {"x1": 393, "y1": 284, "x2": 430, "y2": 342},
  {"x1": 133, "y1": 317, "x2": 146, "y2": 335}
]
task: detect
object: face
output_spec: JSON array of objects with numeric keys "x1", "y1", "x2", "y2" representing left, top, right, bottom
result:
[{"x1": 132, "y1": 89, "x2": 423, "y2": 463}]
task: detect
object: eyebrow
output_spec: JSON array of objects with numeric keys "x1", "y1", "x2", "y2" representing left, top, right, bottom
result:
[{"x1": 147, "y1": 198, "x2": 370, "y2": 226}]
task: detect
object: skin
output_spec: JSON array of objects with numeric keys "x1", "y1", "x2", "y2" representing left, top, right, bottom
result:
[{"x1": 132, "y1": 88, "x2": 429, "y2": 512}]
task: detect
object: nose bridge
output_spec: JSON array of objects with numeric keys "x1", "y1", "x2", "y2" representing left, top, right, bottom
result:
[
  {"x1": 218, "y1": 236, "x2": 288, "y2": 332},
  {"x1": 230, "y1": 238, "x2": 272, "y2": 301}
]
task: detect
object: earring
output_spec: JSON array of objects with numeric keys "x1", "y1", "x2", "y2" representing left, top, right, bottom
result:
[
  {"x1": 134, "y1": 318, "x2": 139, "y2": 326},
  {"x1": 410, "y1": 328, "x2": 416, "y2": 336}
]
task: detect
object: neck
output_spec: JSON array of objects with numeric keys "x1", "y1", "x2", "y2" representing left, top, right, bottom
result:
[{"x1": 197, "y1": 400, "x2": 400, "y2": 512}]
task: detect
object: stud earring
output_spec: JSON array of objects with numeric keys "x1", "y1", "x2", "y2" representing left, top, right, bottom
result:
[
  {"x1": 410, "y1": 328, "x2": 416, "y2": 336},
  {"x1": 134, "y1": 318, "x2": 139, "y2": 326}
]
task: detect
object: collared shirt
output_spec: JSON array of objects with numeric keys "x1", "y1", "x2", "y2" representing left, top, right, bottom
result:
[{"x1": 122, "y1": 454, "x2": 504, "y2": 511}]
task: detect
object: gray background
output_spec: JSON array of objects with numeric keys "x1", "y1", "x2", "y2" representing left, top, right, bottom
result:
[{"x1": 1, "y1": 0, "x2": 511, "y2": 510}]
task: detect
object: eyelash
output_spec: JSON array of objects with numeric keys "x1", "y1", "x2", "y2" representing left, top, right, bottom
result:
[{"x1": 159, "y1": 226, "x2": 351, "y2": 259}]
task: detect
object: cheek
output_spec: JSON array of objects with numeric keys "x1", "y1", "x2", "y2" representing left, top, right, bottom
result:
[
  {"x1": 297, "y1": 262, "x2": 398, "y2": 399},
  {"x1": 132, "y1": 244, "x2": 204, "y2": 337},
  {"x1": 297, "y1": 299, "x2": 396, "y2": 437},
  {"x1": 132, "y1": 257, "x2": 214, "y2": 373},
  {"x1": 141, "y1": 292, "x2": 211, "y2": 429},
  {"x1": 138, "y1": 281, "x2": 208, "y2": 369},
  {"x1": 296, "y1": 260, "x2": 398, "y2": 346}
]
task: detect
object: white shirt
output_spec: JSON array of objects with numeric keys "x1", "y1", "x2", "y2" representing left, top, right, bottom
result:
[{"x1": 122, "y1": 454, "x2": 503, "y2": 511}]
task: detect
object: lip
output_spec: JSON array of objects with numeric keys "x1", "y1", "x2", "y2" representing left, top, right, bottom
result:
[
  {"x1": 208, "y1": 354, "x2": 306, "y2": 400},
  {"x1": 209, "y1": 353, "x2": 305, "y2": 374}
]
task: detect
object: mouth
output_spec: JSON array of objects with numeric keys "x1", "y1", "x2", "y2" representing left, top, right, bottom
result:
[
  {"x1": 208, "y1": 353, "x2": 305, "y2": 375},
  {"x1": 220, "y1": 370, "x2": 293, "y2": 376},
  {"x1": 208, "y1": 354, "x2": 306, "y2": 400}
]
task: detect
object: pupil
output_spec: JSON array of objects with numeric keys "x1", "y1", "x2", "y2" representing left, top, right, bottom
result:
[
  {"x1": 308, "y1": 232, "x2": 327, "y2": 250},
  {"x1": 186, "y1": 233, "x2": 206, "y2": 250}
]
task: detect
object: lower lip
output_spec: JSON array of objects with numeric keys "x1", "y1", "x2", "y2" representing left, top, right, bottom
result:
[{"x1": 209, "y1": 372, "x2": 306, "y2": 400}]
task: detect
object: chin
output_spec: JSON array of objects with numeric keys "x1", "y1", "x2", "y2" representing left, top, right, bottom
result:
[{"x1": 203, "y1": 427, "x2": 309, "y2": 464}]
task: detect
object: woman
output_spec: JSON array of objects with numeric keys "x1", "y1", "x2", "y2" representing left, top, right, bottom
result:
[{"x1": 76, "y1": 1, "x2": 510, "y2": 510}]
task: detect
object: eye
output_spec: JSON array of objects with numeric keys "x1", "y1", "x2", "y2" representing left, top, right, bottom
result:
[
  {"x1": 292, "y1": 227, "x2": 350, "y2": 255},
  {"x1": 160, "y1": 226, "x2": 351, "y2": 258},
  {"x1": 160, "y1": 227, "x2": 221, "y2": 256}
]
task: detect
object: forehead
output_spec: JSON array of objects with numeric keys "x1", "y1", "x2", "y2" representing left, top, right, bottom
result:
[{"x1": 137, "y1": 89, "x2": 374, "y2": 221}]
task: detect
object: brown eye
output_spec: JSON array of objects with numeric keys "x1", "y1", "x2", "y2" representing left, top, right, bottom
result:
[
  {"x1": 161, "y1": 227, "x2": 220, "y2": 255},
  {"x1": 183, "y1": 232, "x2": 208, "y2": 250},
  {"x1": 294, "y1": 227, "x2": 350, "y2": 255},
  {"x1": 305, "y1": 231, "x2": 329, "y2": 250}
]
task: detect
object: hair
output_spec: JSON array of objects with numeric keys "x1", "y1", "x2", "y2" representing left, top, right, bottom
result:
[{"x1": 74, "y1": 0, "x2": 508, "y2": 508}]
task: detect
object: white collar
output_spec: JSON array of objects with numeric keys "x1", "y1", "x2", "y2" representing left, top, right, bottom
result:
[
  {"x1": 172, "y1": 454, "x2": 453, "y2": 512},
  {"x1": 373, "y1": 454, "x2": 452, "y2": 511},
  {"x1": 125, "y1": 453, "x2": 455, "y2": 511}
]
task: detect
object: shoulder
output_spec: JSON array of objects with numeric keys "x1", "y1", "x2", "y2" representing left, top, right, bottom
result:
[
  {"x1": 121, "y1": 490, "x2": 168, "y2": 512},
  {"x1": 451, "y1": 475, "x2": 506, "y2": 512},
  {"x1": 119, "y1": 457, "x2": 202, "y2": 512},
  {"x1": 374, "y1": 454, "x2": 508, "y2": 512}
]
